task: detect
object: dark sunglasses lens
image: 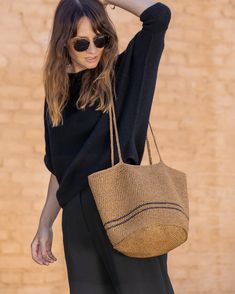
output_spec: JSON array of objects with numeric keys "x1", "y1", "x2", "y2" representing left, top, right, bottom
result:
[
  {"x1": 74, "y1": 40, "x2": 89, "y2": 52},
  {"x1": 73, "y1": 35, "x2": 110, "y2": 52},
  {"x1": 94, "y1": 35, "x2": 109, "y2": 48}
]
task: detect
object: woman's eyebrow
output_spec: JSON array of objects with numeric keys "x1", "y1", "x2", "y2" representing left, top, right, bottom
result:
[{"x1": 76, "y1": 34, "x2": 101, "y2": 38}]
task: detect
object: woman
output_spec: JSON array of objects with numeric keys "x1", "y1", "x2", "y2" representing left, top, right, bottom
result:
[{"x1": 31, "y1": 0, "x2": 174, "y2": 293}]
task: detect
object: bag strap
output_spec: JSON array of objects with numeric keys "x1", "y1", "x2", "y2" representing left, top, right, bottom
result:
[
  {"x1": 109, "y1": 96, "x2": 163, "y2": 166},
  {"x1": 146, "y1": 122, "x2": 163, "y2": 165},
  {"x1": 109, "y1": 100, "x2": 123, "y2": 166}
]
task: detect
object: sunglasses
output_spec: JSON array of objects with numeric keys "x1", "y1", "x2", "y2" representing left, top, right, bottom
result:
[{"x1": 71, "y1": 35, "x2": 110, "y2": 52}]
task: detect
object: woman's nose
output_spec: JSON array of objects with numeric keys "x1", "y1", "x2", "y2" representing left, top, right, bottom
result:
[{"x1": 86, "y1": 40, "x2": 97, "y2": 53}]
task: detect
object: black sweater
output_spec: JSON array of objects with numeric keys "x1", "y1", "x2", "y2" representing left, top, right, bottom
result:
[{"x1": 43, "y1": 2, "x2": 171, "y2": 208}]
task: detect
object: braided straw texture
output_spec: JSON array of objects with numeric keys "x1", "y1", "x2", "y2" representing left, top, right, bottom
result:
[
  {"x1": 88, "y1": 158, "x2": 189, "y2": 258},
  {"x1": 88, "y1": 96, "x2": 189, "y2": 258}
]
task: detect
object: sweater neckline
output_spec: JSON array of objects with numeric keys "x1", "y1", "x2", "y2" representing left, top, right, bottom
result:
[{"x1": 67, "y1": 68, "x2": 89, "y2": 76}]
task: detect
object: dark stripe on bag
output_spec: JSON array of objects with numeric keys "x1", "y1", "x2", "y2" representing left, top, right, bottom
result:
[
  {"x1": 104, "y1": 204, "x2": 189, "y2": 230},
  {"x1": 104, "y1": 201, "x2": 188, "y2": 224}
]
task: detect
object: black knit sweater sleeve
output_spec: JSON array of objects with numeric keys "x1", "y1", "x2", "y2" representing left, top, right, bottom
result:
[
  {"x1": 140, "y1": 1, "x2": 171, "y2": 33},
  {"x1": 114, "y1": 2, "x2": 171, "y2": 110},
  {"x1": 113, "y1": 2, "x2": 171, "y2": 163},
  {"x1": 43, "y1": 99, "x2": 54, "y2": 174}
]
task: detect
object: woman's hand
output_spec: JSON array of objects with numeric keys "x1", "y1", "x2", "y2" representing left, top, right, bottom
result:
[
  {"x1": 31, "y1": 225, "x2": 57, "y2": 266},
  {"x1": 101, "y1": 0, "x2": 109, "y2": 5},
  {"x1": 101, "y1": 0, "x2": 114, "y2": 8},
  {"x1": 101, "y1": 0, "x2": 116, "y2": 9}
]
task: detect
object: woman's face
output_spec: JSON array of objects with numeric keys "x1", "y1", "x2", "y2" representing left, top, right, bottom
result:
[{"x1": 67, "y1": 16, "x2": 105, "y2": 73}]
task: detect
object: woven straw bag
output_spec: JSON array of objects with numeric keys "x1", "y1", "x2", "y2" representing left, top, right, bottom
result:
[{"x1": 88, "y1": 96, "x2": 189, "y2": 258}]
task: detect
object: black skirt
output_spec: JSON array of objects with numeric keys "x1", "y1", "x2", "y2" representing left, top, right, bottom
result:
[{"x1": 62, "y1": 184, "x2": 175, "y2": 294}]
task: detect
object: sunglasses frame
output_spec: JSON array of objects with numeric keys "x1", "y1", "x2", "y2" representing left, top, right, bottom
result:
[{"x1": 70, "y1": 34, "x2": 110, "y2": 52}]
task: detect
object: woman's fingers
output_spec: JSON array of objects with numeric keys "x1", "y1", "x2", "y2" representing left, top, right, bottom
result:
[
  {"x1": 40, "y1": 241, "x2": 55, "y2": 264},
  {"x1": 101, "y1": 0, "x2": 109, "y2": 7},
  {"x1": 31, "y1": 238, "x2": 45, "y2": 265},
  {"x1": 31, "y1": 229, "x2": 57, "y2": 265},
  {"x1": 38, "y1": 245, "x2": 50, "y2": 265},
  {"x1": 47, "y1": 249, "x2": 57, "y2": 261},
  {"x1": 44, "y1": 231, "x2": 57, "y2": 262}
]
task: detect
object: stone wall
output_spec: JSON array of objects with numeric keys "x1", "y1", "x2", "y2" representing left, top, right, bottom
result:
[{"x1": 0, "y1": 0, "x2": 234, "y2": 293}]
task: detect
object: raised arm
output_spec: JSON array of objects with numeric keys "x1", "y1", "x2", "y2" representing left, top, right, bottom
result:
[
  {"x1": 105, "y1": 0, "x2": 157, "y2": 17},
  {"x1": 105, "y1": 1, "x2": 171, "y2": 165},
  {"x1": 113, "y1": 1, "x2": 171, "y2": 105}
]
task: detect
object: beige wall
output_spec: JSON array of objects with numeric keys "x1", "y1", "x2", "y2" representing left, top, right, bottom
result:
[{"x1": 0, "y1": 0, "x2": 234, "y2": 293}]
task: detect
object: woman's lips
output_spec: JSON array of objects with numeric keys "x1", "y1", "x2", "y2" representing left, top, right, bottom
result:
[{"x1": 85, "y1": 56, "x2": 97, "y2": 62}]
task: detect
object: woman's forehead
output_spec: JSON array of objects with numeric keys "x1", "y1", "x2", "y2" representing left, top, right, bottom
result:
[{"x1": 76, "y1": 17, "x2": 93, "y2": 32}]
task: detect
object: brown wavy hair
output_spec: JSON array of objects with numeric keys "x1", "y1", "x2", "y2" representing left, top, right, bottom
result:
[{"x1": 42, "y1": 0, "x2": 119, "y2": 127}]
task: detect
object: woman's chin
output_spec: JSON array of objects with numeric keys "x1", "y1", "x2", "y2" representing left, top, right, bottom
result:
[
  {"x1": 84, "y1": 57, "x2": 99, "y2": 67},
  {"x1": 85, "y1": 62, "x2": 98, "y2": 68}
]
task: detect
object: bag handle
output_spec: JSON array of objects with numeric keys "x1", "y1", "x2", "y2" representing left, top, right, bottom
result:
[
  {"x1": 109, "y1": 96, "x2": 163, "y2": 166},
  {"x1": 146, "y1": 122, "x2": 163, "y2": 165}
]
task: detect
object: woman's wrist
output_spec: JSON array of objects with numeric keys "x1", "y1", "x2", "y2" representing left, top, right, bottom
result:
[
  {"x1": 103, "y1": 0, "x2": 115, "y2": 9},
  {"x1": 39, "y1": 211, "x2": 58, "y2": 228},
  {"x1": 39, "y1": 218, "x2": 53, "y2": 228}
]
